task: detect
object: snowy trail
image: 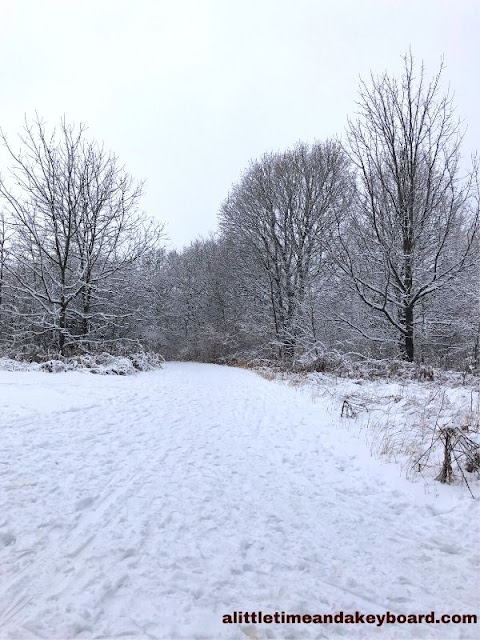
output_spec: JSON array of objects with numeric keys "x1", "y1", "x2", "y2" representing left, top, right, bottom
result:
[{"x1": 0, "y1": 363, "x2": 479, "y2": 639}]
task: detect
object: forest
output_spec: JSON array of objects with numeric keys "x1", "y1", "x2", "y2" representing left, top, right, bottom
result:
[{"x1": 0, "y1": 54, "x2": 478, "y2": 372}]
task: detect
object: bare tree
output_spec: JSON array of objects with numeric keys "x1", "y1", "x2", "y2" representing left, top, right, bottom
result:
[
  {"x1": 337, "y1": 53, "x2": 479, "y2": 361},
  {"x1": 0, "y1": 116, "x2": 162, "y2": 354},
  {"x1": 220, "y1": 140, "x2": 350, "y2": 362},
  {"x1": 0, "y1": 212, "x2": 5, "y2": 309}
]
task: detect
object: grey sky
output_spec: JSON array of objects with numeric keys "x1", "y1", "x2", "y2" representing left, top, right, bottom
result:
[{"x1": 1, "y1": 0, "x2": 478, "y2": 249}]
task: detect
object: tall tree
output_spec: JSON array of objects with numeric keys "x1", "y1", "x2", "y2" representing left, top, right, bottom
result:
[
  {"x1": 338, "y1": 53, "x2": 479, "y2": 361},
  {"x1": 0, "y1": 213, "x2": 5, "y2": 309},
  {"x1": 0, "y1": 116, "x2": 161, "y2": 354},
  {"x1": 220, "y1": 141, "x2": 350, "y2": 362}
]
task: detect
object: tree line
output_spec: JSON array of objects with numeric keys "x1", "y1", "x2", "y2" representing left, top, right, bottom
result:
[{"x1": 0, "y1": 54, "x2": 478, "y2": 369}]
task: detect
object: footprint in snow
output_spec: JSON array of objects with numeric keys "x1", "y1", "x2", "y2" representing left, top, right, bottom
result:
[
  {"x1": 0, "y1": 532, "x2": 16, "y2": 547},
  {"x1": 75, "y1": 496, "x2": 96, "y2": 511}
]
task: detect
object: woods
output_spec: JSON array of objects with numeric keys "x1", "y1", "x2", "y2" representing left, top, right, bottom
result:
[{"x1": 0, "y1": 56, "x2": 478, "y2": 370}]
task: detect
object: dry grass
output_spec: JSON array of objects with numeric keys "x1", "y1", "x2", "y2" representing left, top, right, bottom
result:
[{"x1": 247, "y1": 360, "x2": 480, "y2": 492}]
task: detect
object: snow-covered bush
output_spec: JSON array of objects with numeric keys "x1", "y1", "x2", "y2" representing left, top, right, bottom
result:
[
  {"x1": 295, "y1": 353, "x2": 437, "y2": 381},
  {"x1": 0, "y1": 357, "x2": 42, "y2": 371},
  {"x1": 0, "y1": 352, "x2": 163, "y2": 375}
]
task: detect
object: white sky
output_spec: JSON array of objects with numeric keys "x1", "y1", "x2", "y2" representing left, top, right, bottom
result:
[{"x1": 0, "y1": 0, "x2": 478, "y2": 249}]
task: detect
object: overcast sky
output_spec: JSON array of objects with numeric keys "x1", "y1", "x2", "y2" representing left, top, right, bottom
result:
[{"x1": 0, "y1": 0, "x2": 478, "y2": 249}]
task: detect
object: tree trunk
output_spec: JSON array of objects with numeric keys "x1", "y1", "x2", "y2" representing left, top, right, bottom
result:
[
  {"x1": 403, "y1": 304, "x2": 414, "y2": 362},
  {"x1": 402, "y1": 222, "x2": 414, "y2": 361},
  {"x1": 81, "y1": 286, "x2": 91, "y2": 336},
  {"x1": 59, "y1": 298, "x2": 67, "y2": 356}
]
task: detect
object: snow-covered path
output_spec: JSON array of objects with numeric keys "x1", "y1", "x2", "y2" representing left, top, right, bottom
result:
[{"x1": 0, "y1": 363, "x2": 478, "y2": 639}]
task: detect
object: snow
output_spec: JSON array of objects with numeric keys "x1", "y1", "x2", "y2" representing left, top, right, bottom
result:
[
  {"x1": 0, "y1": 362, "x2": 479, "y2": 639},
  {"x1": 262, "y1": 369, "x2": 480, "y2": 490}
]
